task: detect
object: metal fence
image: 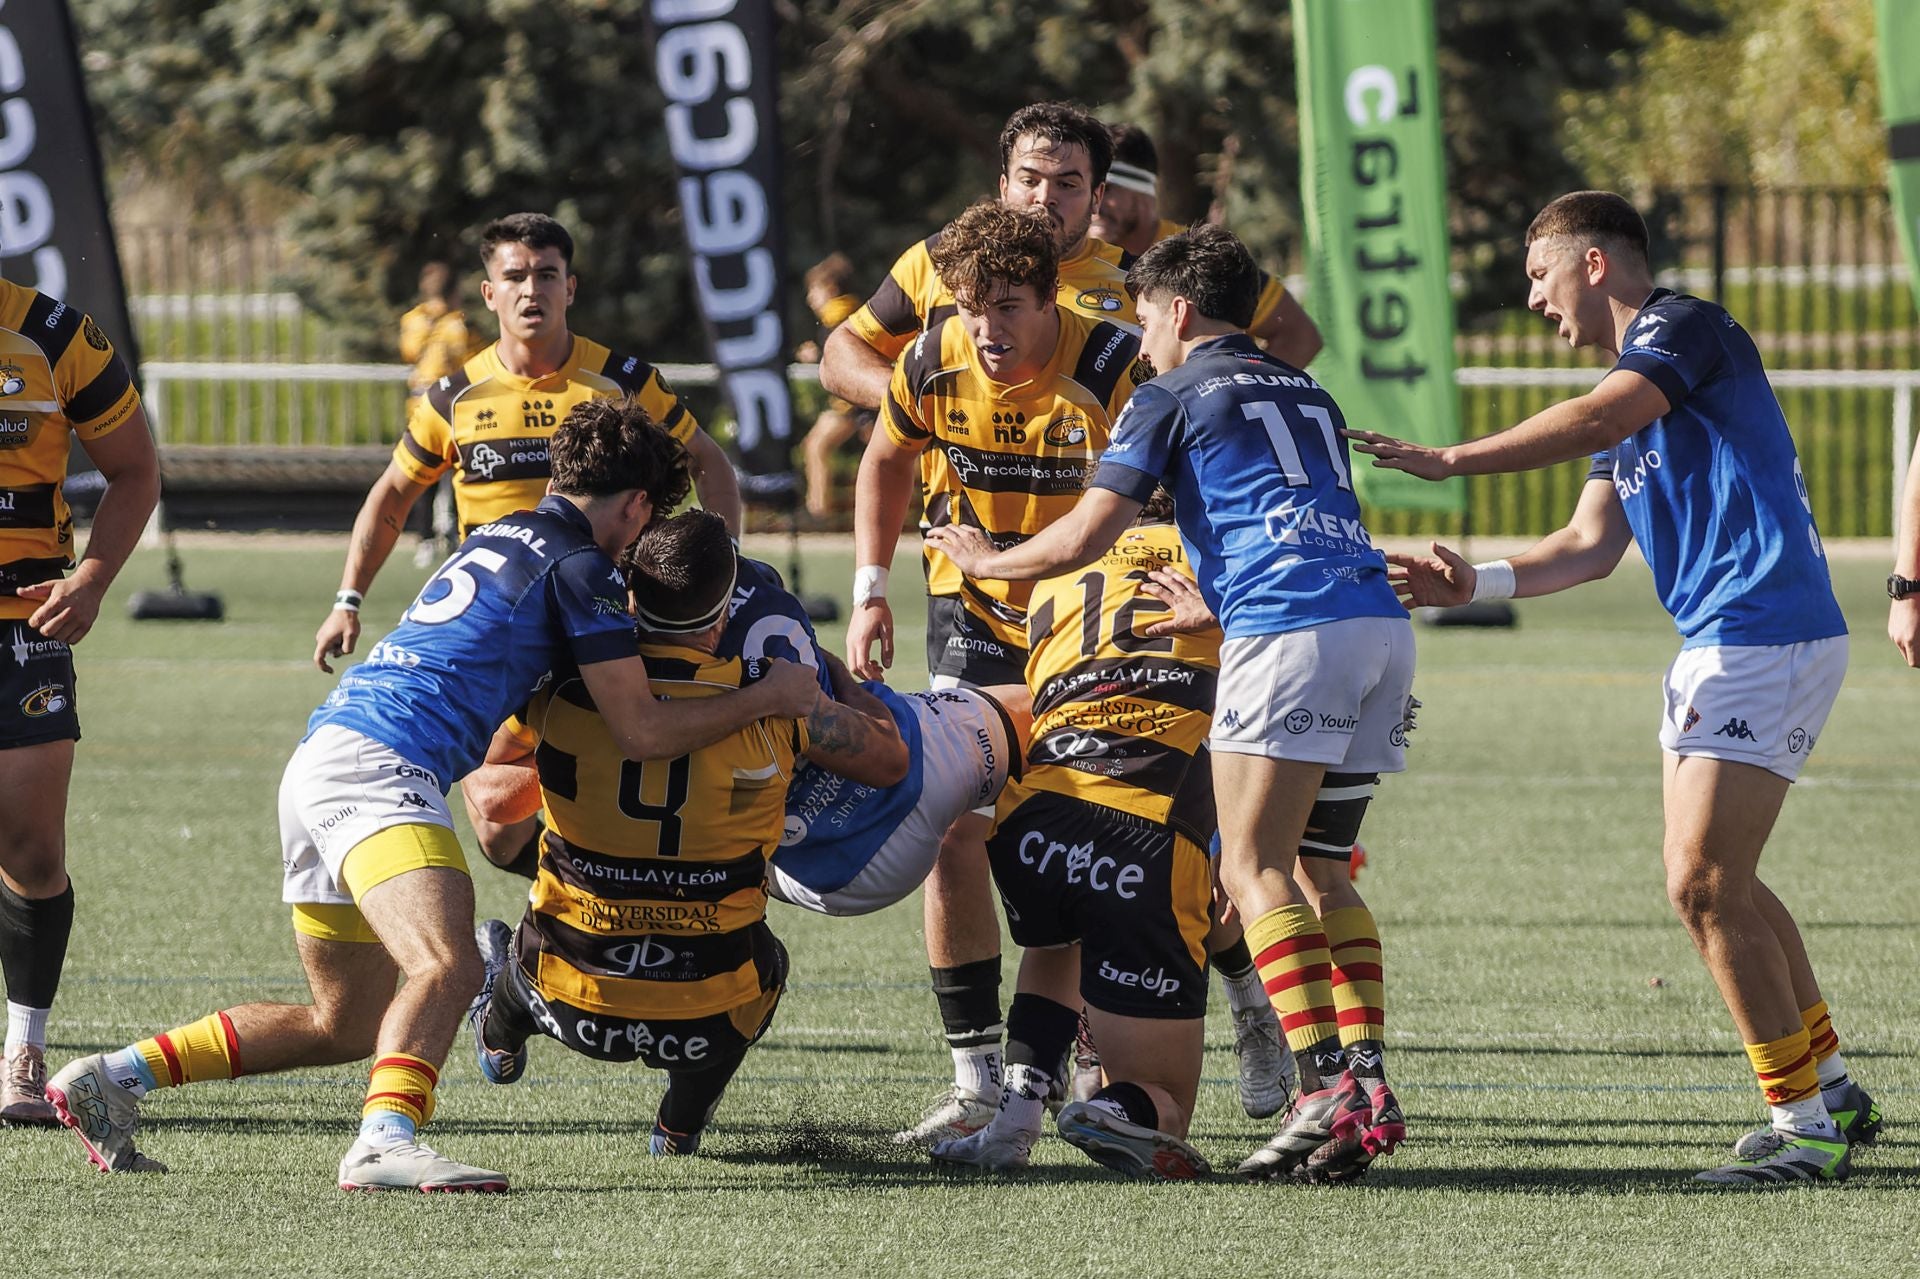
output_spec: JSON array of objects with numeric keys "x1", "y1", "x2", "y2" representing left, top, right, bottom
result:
[{"x1": 119, "y1": 186, "x2": 1920, "y2": 537}]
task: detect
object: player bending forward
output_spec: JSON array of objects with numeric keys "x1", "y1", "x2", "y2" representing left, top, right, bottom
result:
[{"x1": 464, "y1": 512, "x2": 907, "y2": 1154}]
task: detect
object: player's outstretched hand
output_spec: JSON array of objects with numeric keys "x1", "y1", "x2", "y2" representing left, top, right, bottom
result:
[
  {"x1": 1385, "y1": 541, "x2": 1475, "y2": 610},
  {"x1": 923, "y1": 525, "x2": 997, "y2": 578},
  {"x1": 314, "y1": 607, "x2": 361, "y2": 674},
  {"x1": 846, "y1": 598, "x2": 894, "y2": 681},
  {"x1": 16, "y1": 571, "x2": 106, "y2": 645},
  {"x1": 758, "y1": 656, "x2": 826, "y2": 719},
  {"x1": 1891, "y1": 599, "x2": 1920, "y2": 668},
  {"x1": 1343, "y1": 429, "x2": 1455, "y2": 482},
  {"x1": 1139, "y1": 567, "x2": 1217, "y2": 636}
]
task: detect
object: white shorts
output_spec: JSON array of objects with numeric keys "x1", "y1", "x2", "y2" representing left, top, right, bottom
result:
[
  {"x1": 769, "y1": 688, "x2": 1017, "y2": 916},
  {"x1": 1659, "y1": 637, "x2": 1847, "y2": 782},
  {"x1": 279, "y1": 725, "x2": 457, "y2": 906},
  {"x1": 929, "y1": 673, "x2": 1020, "y2": 816},
  {"x1": 1210, "y1": 616, "x2": 1417, "y2": 773}
]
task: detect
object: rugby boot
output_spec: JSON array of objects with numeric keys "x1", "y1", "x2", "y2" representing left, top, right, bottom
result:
[
  {"x1": 1, "y1": 1044, "x2": 58, "y2": 1126},
  {"x1": 649, "y1": 1120, "x2": 703, "y2": 1157},
  {"x1": 1696, "y1": 1133, "x2": 1850, "y2": 1187},
  {"x1": 891, "y1": 1086, "x2": 996, "y2": 1146},
  {"x1": 1237, "y1": 1083, "x2": 1341, "y2": 1180},
  {"x1": 930, "y1": 1121, "x2": 1038, "y2": 1172},
  {"x1": 469, "y1": 919, "x2": 528, "y2": 1085},
  {"x1": 1230, "y1": 1001, "x2": 1294, "y2": 1119},
  {"x1": 1056, "y1": 1101, "x2": 1210, "y2": 1181},
  {"x1": 46, "y1": 1053, "x2": 167, "y2": 1172},
  {"x1": 1733, "y1": 1082, "x2": 1883, "y2": 1160},
  {"x1": 338, "y1": 1137, "x2": 508, "y2": 1192}
]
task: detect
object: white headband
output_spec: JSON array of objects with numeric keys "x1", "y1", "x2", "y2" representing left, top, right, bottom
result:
[
  {"x1": 1106, "y1": 161, "x2": 1158, "y2": 197},
  {"x1": 634, "y1": 558, "x2": 738, "y2": 635}
]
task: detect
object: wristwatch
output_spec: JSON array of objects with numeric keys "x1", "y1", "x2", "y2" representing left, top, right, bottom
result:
[{"x1": 1889, "y1": 574, "x2": 1920, "y2": 600}]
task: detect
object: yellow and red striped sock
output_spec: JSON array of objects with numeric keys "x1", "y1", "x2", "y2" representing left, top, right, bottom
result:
[
  {"x1": 1323, "y1": 904, "x2": 1385, "y2": 1049},
  {"x1": 1802, "y1": 1001, "x2": 1839, "y2": 1064},
  {"x1": 1744, "y1": 1029, "x2": 1819, "y2": 1107},
  {"x1": 1245, "y1": 904, "x2": 1339, "y2": 1060},
  {"x1": 364, "y1": 1053, "x2": 439, "y2": 1130},
  {"x1": 135, "y1": 1012, "x2": 243, "y2": 1089}
]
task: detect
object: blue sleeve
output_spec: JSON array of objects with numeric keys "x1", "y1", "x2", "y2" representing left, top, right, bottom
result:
[
  {"x1": 550, "y1": 549, "x2": 640, "y2": 667},
  {"x1": 1090, "y1": 382, "x2": 1182, "y2": 503},
  {"x1": 721, "y1": 561, "x2": 833, "y2": 695},
  {"x1": 1613, "y1": 303, "x2": 1722, "y2": 411},
  {"x1": 1584, "y1": 451, "x2": 1615, "y2": 484}
]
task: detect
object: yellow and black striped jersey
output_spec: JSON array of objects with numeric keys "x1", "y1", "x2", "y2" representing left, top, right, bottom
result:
[
  {"x1": 0, "y1": 280, "x2": 143, "y2": 620},
  {"x1": 885, "y1": 310, "x2": 1152, "y2": 651},
  {"x1": 398, "y1": 301, "x2": 485, "y2": 394},
  {"x1": 846, "y1": 232, "x2": 1137, "y2": 364},
  {"x1": 514, "y1": 645, "x2": 809, "y2": 1020},
  {"x1": 392, "y1": 335, "x2": 697, "y2": 534},
  {"x1": 1139, "y1": 218, "x2": 1289, "y2": 334},
  {"x1": 1010, "y1": 521, "x2": 1221, "y2": 826}
]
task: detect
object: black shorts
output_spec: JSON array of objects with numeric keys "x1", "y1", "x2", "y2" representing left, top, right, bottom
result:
[
  {"x1": 0, "y1": 620, "x2": 79, "y2": 749},
  {"x1": 508, "y1": 930, "x2": 787, "y2": 1070},
  {"x1": 926, "y1": 594, "x2": 1027, "y2": 688},
  {"x1": 986, "y1": 789, "x2": 1210, "y2": 1020}
]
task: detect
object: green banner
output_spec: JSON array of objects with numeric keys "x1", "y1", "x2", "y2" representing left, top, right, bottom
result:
[
  {"x1": 1292, "y1": 0, "x2": 1463, "y2": 512},
  {"x1": 1877, "y1": 0, "x2": 1920, "y2": 312}
]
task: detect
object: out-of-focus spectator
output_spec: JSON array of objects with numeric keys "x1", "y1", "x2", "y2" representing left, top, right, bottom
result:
[
  {"x1": 399, "y1": 261, "x2": 483, "y2": 395},
  {"x1": 798, "y1": 253, "x2": 875, "y2": 520}
]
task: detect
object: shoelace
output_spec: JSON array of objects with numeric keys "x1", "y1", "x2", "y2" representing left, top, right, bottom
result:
[{"x1": 5, "y1": 1050, "x2": 44, "y2": 1094}]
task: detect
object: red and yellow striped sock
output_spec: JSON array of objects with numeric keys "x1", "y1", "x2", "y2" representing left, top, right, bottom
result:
[
  {"x1": 1323, "y1": 904, "x2": 1385, "y2": 1049},
  {"x1": 1744, "y1": 1029, "x2": 1819, "y2": 1106},
  {"x1": 136, "y1": 1012, "x2": 243, "y2": 1088},
  {"x1": 364, "y1": 1054, "x2": 439, "y2": 1129},
  {"x1": 1245, "y1": 904, "x2": 1339, "y2": 1060},
  {"x1": 1801, "y1": 1000, "x2": 1839, "y2": 1064}
]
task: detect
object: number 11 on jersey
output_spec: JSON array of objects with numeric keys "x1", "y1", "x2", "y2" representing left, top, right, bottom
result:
[{"x1": 1242, "y1": 400, "x2": 1352, "y2": 491}]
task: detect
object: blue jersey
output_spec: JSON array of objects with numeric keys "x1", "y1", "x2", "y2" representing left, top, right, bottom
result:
[
  {"x1": 774, "y1": 683, "x2": 925, "y2": 894},
  {"x1": 1600, "y1": 289, "x2": 1846, "y2": 647},
  {"x1": 1092, "y1": 334, "x2": 1403, "y2": 639},
  {"x1": 717, "y1": 557, "x2": 834, "y2": 698},
  {"x1": 309, "y1": 496, "x2": 638, "y2": 787}
]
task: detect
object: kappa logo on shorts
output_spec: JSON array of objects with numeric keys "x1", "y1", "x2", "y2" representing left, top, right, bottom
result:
[
  {"x1": 397, "y1": 790, "x2": 432, "y2": 810},
  {"x1": 1713, "y1": 717, "x2": 1757, "y2": 742},
  {"x1": 1282, "y1": 708, "x2": 1313, "y2": 735},
  {"x1": 1218, "y1": 708, "x2": 1242, "y2": 731},
  {"x1": 18, "y1": 683, "x2": 68, "y2": 718}
]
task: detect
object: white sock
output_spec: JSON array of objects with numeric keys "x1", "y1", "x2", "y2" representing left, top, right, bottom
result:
[
  {"x1": 952, "y1": 1045, "x2": 1001, "y2": 1099},
  {"x1": 4, "y1": 1002, "x2": 48, "y2": 1055},
  {"x1": 1815, "y1": 1051, "x2": 1851, "y2": 1101},
  {"x1": 1771, "y1": 1095, "x2": 1841, "y2": 1141},
  {"x1": 103, "y1": 1046, "x2": 157, "y2": 1099},
  {"x1": 994, "y1": 1063, "x2": 1050, "y2": 1135},
  {"x1": 1221, "y1": 967, "x2": 1270, "y2": 1018}
]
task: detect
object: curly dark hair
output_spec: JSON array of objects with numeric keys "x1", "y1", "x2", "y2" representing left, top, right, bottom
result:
[
  {"x1": 479, "y1": 212, "x2": 575, "y2": 270},
  {"x1": 999, "y1": 101, "x2": 1113, "y2": 188},
  {"x1": 1125, "y1": 223, "x2": 1260, "y2": 330},
  {"x1": 929, "y1": 200, "x2": 1059, "y2": 313},
  {"x1": 548, "y1": 396, "x2": 692, "y2": 507}
]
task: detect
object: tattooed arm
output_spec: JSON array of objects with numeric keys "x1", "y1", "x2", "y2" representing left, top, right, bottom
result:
[{"x1": 798, "y1": 655, "x2": 909, "y2": 787}]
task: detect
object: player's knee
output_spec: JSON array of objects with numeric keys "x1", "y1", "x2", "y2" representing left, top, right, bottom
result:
[
  {"x1": 1664, "y1": 858, "x2": 1734, "y2": 928},
  {"x1": 0, "y1": 832, "x2": 67, "y2": 895}
]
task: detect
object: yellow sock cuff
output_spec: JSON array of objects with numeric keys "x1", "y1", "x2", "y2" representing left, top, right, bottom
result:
[
  {"x1": 137, "y1": 1012, "x2": 243, "y2": 1088},
  {"x1": 364, "y1": 1053, "x2": 439, "y2": 1128},
  {"x1": 1800, "y1": 1000, "x2": 1839, "y2": 1061},
  {"x1": 1744, "y1": 1029, "x2": 1819, "y2": 1105}
]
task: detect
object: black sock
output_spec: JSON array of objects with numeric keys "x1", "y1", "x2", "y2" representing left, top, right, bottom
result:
[
  {"x1": 1344, "y1": 1037, "x2": 1386, "y2": 1082},
  {"x1": 931, "y1": 958, "x2": 1003, "y2": 1049},
  {"x1": 1091, "y1": 1080, "x2": 1159, "y2": 1132},
  {"x1": 0, "y1": 877, "x2": 74, "y2": 1008},
  {"x1": 1210, "y1": 935, "x2": 1254, "y2": 979},
  {"x1": 1308, "y1": 1033, "x2": 1346, "y2": 1088},
  {"x1": 481, "y1": 963, "x2": 538, "y2": 1053},
  {"x1": 659, "y1": 1051, "x2": 748, "y2": 1134},
  {"x1": 498, "y1": 822, "x2": 544, "y2": 881},
  {"x1": 1004, "y1": 993, "x2": 1081, "y2": 1076}
]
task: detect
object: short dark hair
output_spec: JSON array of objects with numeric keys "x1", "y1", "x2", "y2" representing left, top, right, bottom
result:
[
  {"x1": 1137, "y1": 485, "x2": 1176, "y2": 524},
  {"x1": 623, "y1": 510, "x2": 736, "y2": 636},
  {"x1": 930, "y1": 200, "x2": 1059, "y2": 312},
  {"x1": 548, "y1": 397, "x2": 691, "y2": 506},
  {"x1": 1107, "y1": 123, "x2": 1159, "y2": 176},
  {"x1": 1125, "y1": 223, "x2": 1260, "y2": 330},
  {"x1": 1525, "y1": 192, "x2": 1649, "y2": 266},
  {"x1": 999, "y1": 101, "x2": 1113, "y2": 189},
  {"x1": 479, "y1": 212, "x2": 575, "y2": 271}
]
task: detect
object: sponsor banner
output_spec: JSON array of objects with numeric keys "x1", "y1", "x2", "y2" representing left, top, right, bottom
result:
[
  {"x1": 1291, "y1": 0, "x2": 1464, "y2": 513},
  {"x1": 648, "y1": 0, "x2": 796, "y2": 503}
]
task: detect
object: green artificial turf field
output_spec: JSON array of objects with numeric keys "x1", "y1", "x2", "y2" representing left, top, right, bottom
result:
[{"x1": 4, "y1": 537, "x2": 1916, "y2": 1277}]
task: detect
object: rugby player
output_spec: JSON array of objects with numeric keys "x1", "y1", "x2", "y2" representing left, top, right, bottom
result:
[
  {"x1": 314, "y1": 212, "x2": 742, "y2": 673},
  {"x1": 1351, "y1": 191, "x2": 1881, "y2": 1186},
  {"x1": 1092, "y1": 123, "x2": 1323, "y2": 369},
  {"x1": 845, "y1": 200, "x2": 1150, "y2": 1144},
  {"x1": 932, "y1": 495, "x2": 1218, "y2": 1179},
  {"x1": 1891, "y1": 439, "x2": 1920, "y2": 666},
  {"x1": 818, "y1": 100, "x2": 1135, "y2": 411},
  {"x1": 463, "y1": 511, "x2": 908, "y2": 1155},
  {"x1": 0, "y1": 281, "x2": 158, "y2": 1125},
  {"x1": 929, "y1": 225, "x2": 1415, "y2": 1182},
  {"x1": 47, "y1": 402, "x2": 819, "y2": 1190}
]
